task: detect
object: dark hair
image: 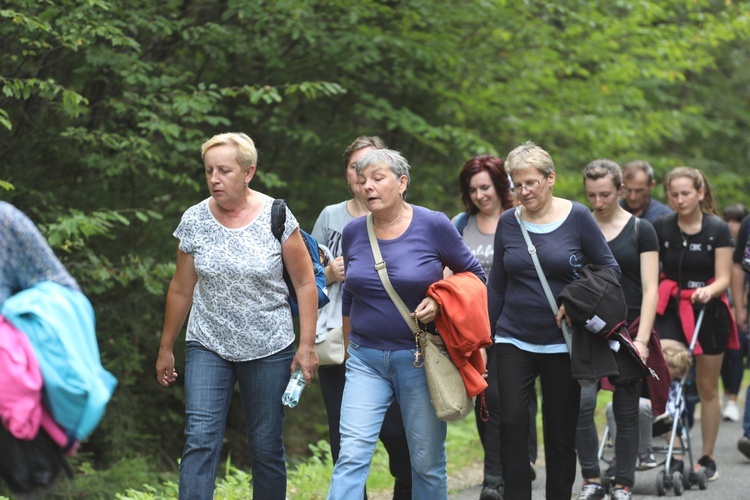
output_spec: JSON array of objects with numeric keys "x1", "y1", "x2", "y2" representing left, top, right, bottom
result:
[
  {"x1": 458, "y1": 154, "x2": 514, "y2": 214},
  {"x1": 583, "y1": 159, "x2": 623, "y2": 187},
  {"x1": 723, "y1": 203, "x2": 748, "y2": 223},
  {"x1": 343, "y1": 136, "x2": 387, "y2": 168},
  {"x1": 622, "y1": 159, "x2": 656, "y2": 184}
]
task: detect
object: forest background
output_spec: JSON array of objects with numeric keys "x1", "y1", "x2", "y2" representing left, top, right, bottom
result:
[{"x1": 1, "y1": 0, "x2": 750, "y2": 497}]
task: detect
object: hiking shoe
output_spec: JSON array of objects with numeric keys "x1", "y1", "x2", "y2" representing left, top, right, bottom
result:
[
  {"x1": 739, "y1": 434, "x2": 750, "y2": 459},
  {"x1": 479, "y1": 485, "x2": 503, "y2": 500},
  {"x1": 668, "y1": 457, "x2": 684, "y2": 475},
  {"x1": 697, "y1": 455, "x2": 719, "y2": 481},
  {"x1": 638, "y1": 449, "x2": 658, "y2": 470},
  {"x1": 576, "y1": 481, "x2": 605, "y2": 500},
  {"x1": 479, "y1": 475, "x2": 503, "y2": 500},
  {"x1": 723, "y1": 400, "x2": 740, "y2": 422},
  {"x1": 610, "y1": 487, "x2": 632, "y2": 500}
]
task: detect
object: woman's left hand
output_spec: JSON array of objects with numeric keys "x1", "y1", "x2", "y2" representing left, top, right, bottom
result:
[
  {"x1": 292, "y1": 345, "x2": 319, "y2": 386},
  {"x1": 413, "y1": 297, "x2": 440, "y2": 324}
]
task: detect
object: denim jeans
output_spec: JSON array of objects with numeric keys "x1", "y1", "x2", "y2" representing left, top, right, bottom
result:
[
  {"x1": 179, "y1": 341, "x2": 293, "y2": 500},
  {"x1": 328, "y1": 342, "x2": 447, "y2": 500},
  {"x1": 318, "y1": 362, "x2": 412, "y2": 495},
  {"x1": 496, "y1": 344, "x2": 580, "y2": 500},
  {"x1": 720, "y1": 325, "x2": 748, "y2": 395},
  {"x1": 576, "y1": 381, "x2": 641, "y2": 487}
]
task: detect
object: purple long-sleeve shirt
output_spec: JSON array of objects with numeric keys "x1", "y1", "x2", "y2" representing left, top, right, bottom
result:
[
  {"x1": 487, "y1": 202, "x2": 620, "y2": 350},
  {"x1": 342, "y1": 204, "x2": 485, "y2": 350}
]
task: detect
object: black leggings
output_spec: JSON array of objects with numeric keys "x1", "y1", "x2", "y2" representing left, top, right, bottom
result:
[{"x1": 496, "y1": 344, "x2": 581, "y2": 500}]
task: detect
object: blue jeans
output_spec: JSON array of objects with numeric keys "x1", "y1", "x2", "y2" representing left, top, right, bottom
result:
[
  {"x1": 318, "y1": 362, "x2": 412, "y2": 494},
  {"x1": 179, "y1": 341, "x2": 293, "y2": 500},
  {"x1": 328, "y1": 342, "x2": 448, "y2": 500}
]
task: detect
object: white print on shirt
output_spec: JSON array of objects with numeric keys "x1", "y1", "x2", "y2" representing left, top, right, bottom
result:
[{"x1": 472, "y1": 244, "x2": 494, "y2": 259}]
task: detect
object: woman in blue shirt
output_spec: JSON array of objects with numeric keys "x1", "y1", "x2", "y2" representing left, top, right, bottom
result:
[
  {"x1": 328, "y1": 149, "x2": 485, "y2": 500},
  {"x1": 487, "y1": 142, "x2": 619, "y2": 500}
]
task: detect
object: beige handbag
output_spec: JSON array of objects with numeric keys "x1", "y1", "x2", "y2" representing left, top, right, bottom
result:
[
  {"x1": 366, "y1": 214, "x2": 474, "y2": 421},
  {"x1": 316, "y1": 327, "x2": 345, "y2": 366}
]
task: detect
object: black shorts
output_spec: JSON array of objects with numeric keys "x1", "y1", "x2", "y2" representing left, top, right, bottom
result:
[{"x1": 655, "y1": 298, "x2": 730, "y2": 355}]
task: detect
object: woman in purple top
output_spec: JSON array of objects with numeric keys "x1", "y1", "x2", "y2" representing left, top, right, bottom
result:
[
  {"x1": 327, "y1": 149, "x2": 485, "y2": 500},
  {"x1": 487, "y1": 142, "x2": 619, "y2": 500}
]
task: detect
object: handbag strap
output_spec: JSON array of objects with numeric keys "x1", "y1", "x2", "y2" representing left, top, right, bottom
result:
[
  {"x1": 366, "y1": 214, "x2": 419, "y2": 335},
  {"x1": 515, "y1": 207, "x2": 573, "y2": 353}
]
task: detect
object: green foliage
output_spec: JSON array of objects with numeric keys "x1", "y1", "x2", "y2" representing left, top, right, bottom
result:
[{"x1": 1, "y1": 0, "x2": 750, "y2": 495}]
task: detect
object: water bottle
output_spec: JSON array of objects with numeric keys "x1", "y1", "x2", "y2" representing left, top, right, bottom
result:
[{"x1": 282, "y1": 366, "x2": 306, "y2": 408}]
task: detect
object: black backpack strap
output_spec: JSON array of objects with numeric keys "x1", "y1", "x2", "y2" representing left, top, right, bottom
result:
[{"x1": 271, "y1": 199, "x2": 287, "y2": 242}]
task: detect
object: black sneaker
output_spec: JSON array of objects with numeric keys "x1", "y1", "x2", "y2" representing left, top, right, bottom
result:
[
  {"x1": 697, "y1": 454, "x2": 719, "y2": 481},
  {"x1": 479, "y1": 485, "x2": 503, "y2": 500},
  {"x1": 668, "y1": 457, "x2": 684, "y2": 475},
  {"x1": 479, "y1": 475, "x2": 504, "y2": 500},
  {"x1": 638, "y1": 449, "x2": 658, "y2": 470},
  {"x1": 603, "y1": 461, "x2": 616, "y2": 481},
  {"x1": 739, "y1": 434, "x2": 750, "y2": 459},
  {"x1": 576, "y1": 481, "x2": 606, "y2": 500}
]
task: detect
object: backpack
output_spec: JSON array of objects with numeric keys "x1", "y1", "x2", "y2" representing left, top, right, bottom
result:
[
  {"x1": 454, "y1": 212, "x2": 470, "y2": 236},
  {"x1": 270, "y1": 199, "x2": 330, "y2": 317}
]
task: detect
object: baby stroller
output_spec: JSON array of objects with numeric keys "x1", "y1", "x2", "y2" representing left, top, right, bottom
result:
[{"x1": 597, "y1": 307, "x2": 709, "y2": 496}]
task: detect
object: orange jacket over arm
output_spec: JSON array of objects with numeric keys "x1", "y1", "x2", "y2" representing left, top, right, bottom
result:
[{"x1": 427, "y1": 272, "x2": 493, "y2": 397}]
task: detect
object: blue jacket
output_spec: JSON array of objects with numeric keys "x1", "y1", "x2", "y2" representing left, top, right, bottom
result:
[{"x1": 1, "y1": 281, "x2": 117, "y2": 440}]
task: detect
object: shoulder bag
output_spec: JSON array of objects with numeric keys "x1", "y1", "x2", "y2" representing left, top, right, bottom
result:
[
  {"x1": 316, "y1": 327, "x2": 345, "y2": 366},
  {"x1": 366, "y1": 214, "x2": 474, "y2": 421}
]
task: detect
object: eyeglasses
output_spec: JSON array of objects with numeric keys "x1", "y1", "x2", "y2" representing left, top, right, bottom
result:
[{"x1": 510, "y1": 176, "x2": 547, "y2": 196}]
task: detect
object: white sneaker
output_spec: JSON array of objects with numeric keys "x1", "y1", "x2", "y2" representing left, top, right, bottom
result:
[{"x1": 723, "y1": 400, "x2": 740, "y2": 422}]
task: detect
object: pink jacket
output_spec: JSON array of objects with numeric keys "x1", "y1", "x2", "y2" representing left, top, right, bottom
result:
[
  {"x1": 0, "y1": 314, "x2": 77, "y2": 453},
  {"x1": 0, "y1": 314, "x2": 43, "y2": 439}
]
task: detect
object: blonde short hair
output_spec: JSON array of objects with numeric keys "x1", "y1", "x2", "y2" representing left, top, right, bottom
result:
[
  {"x1": 505, "y1": 141, "x2": 555, "y2": 177},
  {"x1": 662, "y1": 345, "x2": 693, "y2": 380},
  {"x1": 201, "y1": 132, "x2": 257, "y2": 169}
]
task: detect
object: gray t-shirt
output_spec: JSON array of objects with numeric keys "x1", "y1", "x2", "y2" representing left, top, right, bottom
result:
[
  {"x1": 175, "y1": 195, "x2": 298, "y2": 361},
  {"x1": 311, "y1": 200, "x2": 356, "y2": 340},
  {"x1": 457, "y1": 213, "x2": 495, "y2": 276}
]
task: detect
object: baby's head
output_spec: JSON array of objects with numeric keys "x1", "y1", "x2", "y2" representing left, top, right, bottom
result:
[{"x1": 662, "y1": 345, "x2": 692, "y2": 381}]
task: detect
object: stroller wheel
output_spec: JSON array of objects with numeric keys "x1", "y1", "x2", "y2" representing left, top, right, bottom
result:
[
  {"x1": 682, "y1": 469, "x2": 693, "y2": 490},
  {"x1": 672, "y1": 471, "x2": 684, "y2": 496},
  {"x1": 656, "y1": 470, "x2": 667, "y2": 496},
  {"x1": 696, "y1": 467, "x2": 708, "y2": 490}
]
